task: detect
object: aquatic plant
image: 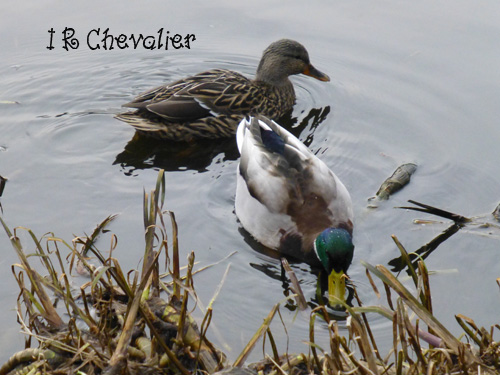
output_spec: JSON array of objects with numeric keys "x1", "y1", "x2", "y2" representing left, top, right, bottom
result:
[{"x1": 0, "y1": 170, "x2": 498, "y2": 375}]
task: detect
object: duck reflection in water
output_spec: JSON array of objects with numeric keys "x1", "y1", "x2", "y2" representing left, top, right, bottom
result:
[{"x1": 114, "y1": 106, "x2": 330, "y2": 174}]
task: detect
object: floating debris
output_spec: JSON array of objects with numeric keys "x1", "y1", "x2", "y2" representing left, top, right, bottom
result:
[
  {"x1": 0, "y1": 175, "x2": 6, "y2": 197},
  {"x1": 493, "y1": 203, "x2": 500, "y2": 221},
  {"x1": 374, "y1": 163, "x2": 417, "y2": 200},
  {"x1": 399, "y1": 199, "x2": 471, "y2": 224}
]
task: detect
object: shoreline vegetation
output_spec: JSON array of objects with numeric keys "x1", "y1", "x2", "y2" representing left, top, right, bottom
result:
[{"x1": 0, "y1": 170, "x2": 498, "y2": 375}]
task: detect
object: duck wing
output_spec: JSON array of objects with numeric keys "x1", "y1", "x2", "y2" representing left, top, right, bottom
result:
[
  {"x1": 237, "y1": 117, "x2": 342, "y2": 217},
  {"x1": 123, "y1": 69, "x2": 259, "y2": 122}
]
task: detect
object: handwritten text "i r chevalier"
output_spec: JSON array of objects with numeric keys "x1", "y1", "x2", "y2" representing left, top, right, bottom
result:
[{"x1": 47, "y1": 27, "x2": 196, "y2": 51}]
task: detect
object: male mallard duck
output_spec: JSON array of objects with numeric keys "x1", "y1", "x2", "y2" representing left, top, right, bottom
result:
[
  {"x1": 235, "y1": 116, "x2": 354, "y2": 307},
  {"x1": 116, "y1": 39, "x2": 329, "y2": 142}
]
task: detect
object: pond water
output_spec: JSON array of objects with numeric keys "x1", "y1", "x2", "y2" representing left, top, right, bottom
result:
[{"x1": 1, "y1": 0, "x2": 500, "y2": 364}]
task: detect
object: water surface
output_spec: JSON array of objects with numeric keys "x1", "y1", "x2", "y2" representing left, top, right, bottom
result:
[{"x1": 1, "y1": 0, "x2": 500, "y2": 363}]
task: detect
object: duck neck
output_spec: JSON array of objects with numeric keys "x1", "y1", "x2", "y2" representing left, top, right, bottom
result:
[
  {"x1": 256, "y1": 71, "x2": 291, "y2": 87},
  {"x1": 255, "y1": 56, "x2": 293, "y2": 88}
]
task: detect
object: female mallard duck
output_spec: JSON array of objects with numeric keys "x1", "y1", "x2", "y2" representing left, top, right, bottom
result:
[
  {"x1": 235, "y1": 116, "x2": 354, "y2": 307},
  {"x1": 116, "y1": 39, "x2": 329, "y2": 142}
]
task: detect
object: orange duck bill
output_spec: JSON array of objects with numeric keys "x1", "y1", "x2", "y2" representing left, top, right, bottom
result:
[{"x1": 303, "y1": 64, "x2": 330, "y2": 82}]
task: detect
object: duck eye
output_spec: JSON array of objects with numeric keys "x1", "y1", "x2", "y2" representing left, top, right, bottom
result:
[{"x1": 285, "y1": 53, "x2": 304, "y2": 61}]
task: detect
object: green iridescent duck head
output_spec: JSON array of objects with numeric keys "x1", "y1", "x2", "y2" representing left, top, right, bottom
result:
[{"x1": 314, "y1": 227, "x2": 354, "y2": 309}]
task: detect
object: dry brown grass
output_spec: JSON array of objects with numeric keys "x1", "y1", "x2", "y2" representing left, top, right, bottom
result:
[{"x1": 0, "y1": 170, "x2": 498, "y2": 375}]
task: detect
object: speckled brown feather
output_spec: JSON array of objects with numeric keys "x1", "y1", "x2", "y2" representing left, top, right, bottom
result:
[{"x1": 116, "y1": 69, "x2": 295, "y2": 141}]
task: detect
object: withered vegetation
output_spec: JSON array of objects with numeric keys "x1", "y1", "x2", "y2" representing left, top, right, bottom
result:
[{"x1": 0, "y1": 170, "x2": 499, "y2": 375}]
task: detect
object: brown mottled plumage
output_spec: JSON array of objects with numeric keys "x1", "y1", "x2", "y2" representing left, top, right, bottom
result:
[{"x1": 116, "y1": 39, "x2": 330, "y2": 142}]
